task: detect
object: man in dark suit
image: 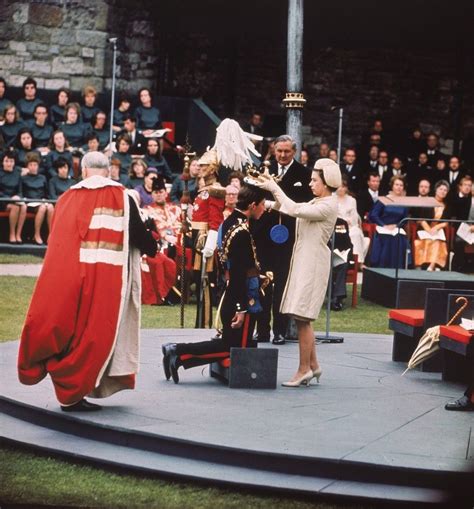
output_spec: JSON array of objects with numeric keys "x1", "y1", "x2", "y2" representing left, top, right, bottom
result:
[
  {"x1": 425, "y1": 133, "x2": 445, "y2": 168},
  {"x1": 121, "y1": 114, "x2": 147, "y2": 155},
  {"x1": 446, "y1": 156, "x2": 467, "y2": 189},
  {"x1": 251, "y1": 135, "x2": 312, "y2": 345},
  {"x1": 377, "y1": 150, "x2": 391, "y2": 195},
  {"x1": 450, "y1": 176, "x2": 473, "y2": 272},
  {"x1": 357, "y1": 172, "x2": 381, "y2": 220},
  {"x1": 340, "y1": 148, "x2": 364, "y2": 194}
]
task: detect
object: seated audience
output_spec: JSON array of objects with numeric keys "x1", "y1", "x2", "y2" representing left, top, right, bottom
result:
[
  {"x1": 223, "y1": 184, "x2": 239, "y2": 220},
  {"x1": 417, "y1": 178, "x2": 431, "y2": 197},
  {"x1": 170, "y1": 157, "x2": 200, "y2": 204},
  {"x1": 45, "y1": 130, "x2": 73, "y2": 179},
  {"x1": 81, "y1": 85, "x2": 100, "y2": 124},
  {"x1": 135, "y1": 87, "x2": 162, "y2": 133},
  {"x1": 141, "y1": 177, "x2": 179, "y2": 305},
  {"x1": 340, "y1": 148, "x2": 363, "y2": 193},
  {"x1": 428, "y1": 157, "x2": 449, "y2": 188},
  {"x1": 446, "y1": 156, "x2": 466, "y2": 188},
  {"x1": 413, "y1": 180, "x2": 450, "y2": 271},
  {"x1": 143, "y1": 138, "x2": 173, "y2": 182},
  {"x1": 357, "y1": 172, "x2": 380, "y2": 220},
  {"x1": 405, "y1": 127, "x2": 424, "y2": 162},
  {"x1": 363, "y1": 144, "x2": 380, "y2": 174},
  {"x1": 111, "y1": 134, "x2": 133, "y2": 176},
  {"x1": 377, "y1": 150, "x2": 391, "y2": 194},
  {"x1": 135, "y1": 167, "x2": 158, "y2": 207},
  {"x1": 83, "y1": 132, "x2": 100, "y2": 153},
  {"x1": 300, "y1": 148, "x2": 311, "y2": 169},
  {"x1": 129, "y1": 158, "x2": 147, "y2": 188},
  {"x1": 21, "y1": 152, "x2": 53, "y2": 244},
  {"x1": 112, "y1": 92, "x2": 132, "y2": 132},
  {"x1": 329, "y1": 148, "x2": 338, "y2": 162},
  {"x1": 90, "y1": 111, "x2": 109, "y2": 150},
  {"x1": 27, "y1": 103, "x2": 53, "y2": 150},
  {"x1": 336, "y1": 176, "x2": 369, "y2": 264},
  {"x1": 406, "y1": 152, "x2": 430, "y2": 195},
  {"x1": 48, "y1": 157, "x2": 75, "y2": 200},
  {"x1": 330, "y1": 217, "x2": 353, "y2": 311},
  {"x1": 59, "y1": 103, "x2": 90, "y2": 151},
  {"x1": 14, "y1": 127, "x2": 42, "y2": 172},
  {"x1": 0, "y1": 151, "x2": 26, "y2": 243},
  {"x1": 451, "y1": 176, "x2": 473, "y2": 272},
  {"x1": 109, "y1": 158, "x2": 131, "y2": 188},
  {"x1": 121, "y1": 114, "x2": 146, "y2": 154},
  {"x1": 368, "y1": 176, "x2": 409, "y2": 268},
  {"x1": 49, "y1": 87, "x2": 70, "y2": 129},
  {"x1": 16, "y1": 78, "x2": 42, "y2": 122},
  {"x1": 0, "y1": 78, "x2": 12, "y2": 117},
  {"x1": 0, "y1": 104, "x2": 25, "y2": 147},
  {"x1": 425, "y1": 132, "x2": 444, "y2": 167}
]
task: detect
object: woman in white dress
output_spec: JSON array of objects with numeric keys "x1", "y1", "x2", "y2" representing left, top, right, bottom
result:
[
  {"x1": 256, "y1": 159, "x2": 341, "y2": 387},
  {"x1": 335, "y1": 176, "x2": 370, "y2": 264}
]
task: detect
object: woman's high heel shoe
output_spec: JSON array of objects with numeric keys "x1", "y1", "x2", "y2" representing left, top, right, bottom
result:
[
  {"x1": 282, "y1": 370, "x2": 313, "y2": 387},
  {"x1": 312, "y1": 367, "x2": 322, "y2": 383}
]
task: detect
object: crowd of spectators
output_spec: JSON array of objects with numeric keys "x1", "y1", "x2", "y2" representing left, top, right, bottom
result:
[
  {"x1": 0, "y1": 77, "x2": 171, "y2": 244},
  {"x1": 1, "y1": 78, "x2": 473, "y2": 276}
]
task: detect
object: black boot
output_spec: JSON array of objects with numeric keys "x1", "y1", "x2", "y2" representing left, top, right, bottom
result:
[{"x1": 162, "y1": 343, "x2": 177, "y2": 381}]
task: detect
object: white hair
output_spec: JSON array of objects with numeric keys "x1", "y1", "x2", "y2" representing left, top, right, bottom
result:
[{"x1": 81, "y1": 151, "x2": 109, "y2": 171}]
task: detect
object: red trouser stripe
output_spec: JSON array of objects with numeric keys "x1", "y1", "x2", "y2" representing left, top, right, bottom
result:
[
  {"x1": 179, "y1": 352, "x2": 230, "y2": 361},
  {"x1": 241, "y1": 313, "x2": 250, "y2": 348}
]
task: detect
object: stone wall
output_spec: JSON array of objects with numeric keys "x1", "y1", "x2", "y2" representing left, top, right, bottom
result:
[
  {"x1": 0, "y1": 0, "x2": 160, "y2": 94},
  {"x1": 163, "y1": 33, "x2": 473, "y2": 150}
]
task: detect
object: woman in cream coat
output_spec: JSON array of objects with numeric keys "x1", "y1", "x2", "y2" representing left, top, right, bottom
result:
[{"x1": 256, "y1": 158, "x2": 341, "y2": 387}]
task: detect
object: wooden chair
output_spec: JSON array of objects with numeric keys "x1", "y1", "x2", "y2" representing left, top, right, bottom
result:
[{"x1": 346, "y1": 254, "x2": 359, "y2": 308}]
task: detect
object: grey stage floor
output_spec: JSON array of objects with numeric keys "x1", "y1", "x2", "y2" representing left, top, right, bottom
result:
[{"x1": 1, "y1": 329, "x2": 473, "y2": 474}]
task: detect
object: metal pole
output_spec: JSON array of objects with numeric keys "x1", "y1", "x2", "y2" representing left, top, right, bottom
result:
[
  {"x1": 108, "y1": 38, "x2": 118, "y2": 160},
  {"x1": 284, "y1": 0, "x2": 305, "y2": 158},
  {"x1": 315, "y1": 231, "x2": 344, "y2": 343},
  {"x1": 337, "y1": 108, "x2": 343, "y2": 165}
]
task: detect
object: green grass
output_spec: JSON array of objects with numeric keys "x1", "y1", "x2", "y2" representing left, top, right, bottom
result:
[
  {"x1": 0, "y1": 445, "x2": 373, "y2": 509},
  {"x1": 0, "y1": 276, "x2": 389, "y2": 342},
  {"x1": 0, "y1": 253, "x2": 44, "y2": 264},
  {"x1": 0, "y1": 273, "x2": 385, "y2": 508}
]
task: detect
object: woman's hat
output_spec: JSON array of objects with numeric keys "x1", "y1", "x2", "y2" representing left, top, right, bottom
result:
[{"x1": 314, "y1": 158, "x2": 342, "y2": 188}]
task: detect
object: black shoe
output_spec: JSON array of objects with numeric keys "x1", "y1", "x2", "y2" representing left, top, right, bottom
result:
[
  {"x1": 61, "y1": 399, "x2": 102, "y2": 412},
  {"x1": 162, "y1": 343, "x2": 177, "y2": 381},
  {"x1": 272, "y1": 334, "x2": 286, "y2": 345},
  {"x1": 445, "y1": 395, "x2": 474, "y2": 411},
  {"x1": 330, "y1": 301, "x2": 343, "y2": 311},
  {"x1": 169, "y1": 355, "x2": 180, "y2": 384},
  {"x1": 253, "y1": 333, "x2": 270, "y2": 343}
]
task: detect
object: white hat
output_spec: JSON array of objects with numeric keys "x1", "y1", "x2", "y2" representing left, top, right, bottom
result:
[{"x1": 314, "y1": 158, "x2": 342, "y2": 188}]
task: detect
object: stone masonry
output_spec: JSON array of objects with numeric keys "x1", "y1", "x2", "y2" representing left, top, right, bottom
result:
[{"x1": 0, "y1": 0, "x2": 160, "y2": 94}]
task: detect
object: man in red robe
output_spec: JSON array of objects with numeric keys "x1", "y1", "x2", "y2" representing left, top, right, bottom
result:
[{"x1": 18, "y1": 152, "x2": 156, "y2": 412}]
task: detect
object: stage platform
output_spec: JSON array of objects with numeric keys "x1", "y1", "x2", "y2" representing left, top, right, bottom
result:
[
  {"x1": 1, "y1": 329, "x2": 473, "y2": 506},
  {"x1": 361, "y1": 268, "x2": 474, "y2": 308}
]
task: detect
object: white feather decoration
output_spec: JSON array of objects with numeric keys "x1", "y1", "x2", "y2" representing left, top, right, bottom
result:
[{"x1": 212, "y1": 118, "x2": 261, "y2": 171}]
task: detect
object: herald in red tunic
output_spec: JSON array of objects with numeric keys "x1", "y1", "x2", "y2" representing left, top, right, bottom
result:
[{"x1": 18, "y1": 176, "x2": 141, "y2": 406}]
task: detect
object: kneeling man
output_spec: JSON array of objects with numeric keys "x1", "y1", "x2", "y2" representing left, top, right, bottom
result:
[{"x1": 162, "y1": 184, "x2": 266, "y2": 383}]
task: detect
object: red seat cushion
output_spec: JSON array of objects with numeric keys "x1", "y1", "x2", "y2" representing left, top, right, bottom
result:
[
  {"x1": 389, "y1": 309, "x2": 424, "y2": 327},
  {"x1": 440, "y1": 325, "x2": 473, "y2": 344}
]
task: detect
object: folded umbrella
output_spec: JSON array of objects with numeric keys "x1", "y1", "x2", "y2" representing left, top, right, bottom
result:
[{"x1": 402, "y1": 297, "x2": 468, "y2": 375}]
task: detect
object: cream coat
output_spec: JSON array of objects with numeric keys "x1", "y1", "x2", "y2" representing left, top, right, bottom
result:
[{"x1": 272, "y1": 190, "x2": 338, "y2": 321}]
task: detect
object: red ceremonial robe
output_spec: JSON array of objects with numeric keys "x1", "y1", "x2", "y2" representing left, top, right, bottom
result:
[{"x1": 18, "y1": 176, "x2": 142, "y2": 406}]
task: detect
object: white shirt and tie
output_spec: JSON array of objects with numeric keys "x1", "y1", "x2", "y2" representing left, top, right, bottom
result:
[
  {"x1": 368, "y1": 189, "x2": 379, "y2": 202},
  {"x1": 449, "y1": 171, "x2": 459, "y2": 184},
  {"x1": 278, "y1": 159, "x2": 294, "y2": 178}
]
